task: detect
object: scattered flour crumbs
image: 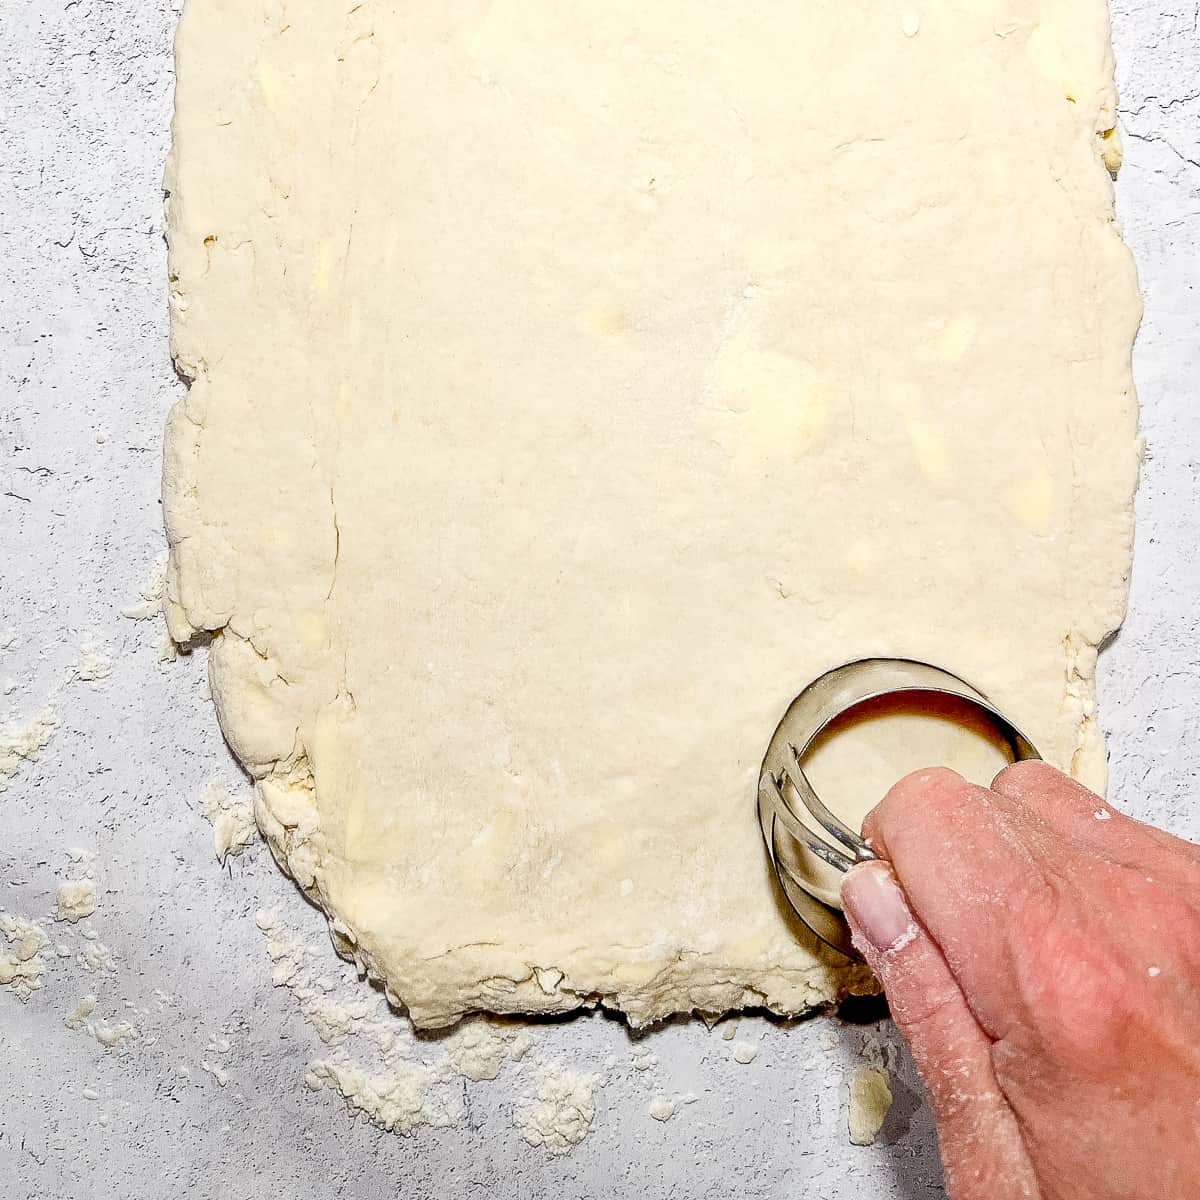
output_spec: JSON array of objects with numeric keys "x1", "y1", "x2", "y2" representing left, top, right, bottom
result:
[
  {"x1": 0, "y1": 708, "x2": 59, "y2": 792},
  {"x1": 73, "y1": 642, "x2": 113, "y2": 683},
  {"x1": 179, "y1": 764, "x2": 882, "y2": 1156},
  {"x1": 120, "y1": 553, "x2": 168, "y2": 622},
  {"x1": 55, "y1": 879, "x2": 97, "y2": 923},
  {"x1": 631, "y1": 1047, "x2": 658, "y2": 1072},
  {"x1": 514, "y1": 1066, "x2": 598, "y2": 1154},
  {"x1": 0, "y1": 911, "x2": 48, "y2": 1001},
  {"x1": 60, "y1": 993, "x2": 136, "y2": 1048},
  {"x1": 121, "y1": 552, "x2": 177, "y2": 663},
  {"x1": 199, "y1": 779, "x2": 258, "y2": 862},
  {"x1": 647, "y1": 1091, "x2": 698, "y2": 1123},
  {"x1": 78, "y1": 939, "x2": 116, "y2": 974},
  {"x1": 0, "y1": 636, "x2": 114, "y2": 797},
  {"x1": 254, "y1": 909, "x2": 559, "y2": 1143},
  {"x1": 90, "y1": 1016, "x2": 137, "y2": 1049},
  {"x1": 63, "y1": 993, "x2": 97, "y2": 1029},
  {"x1": 246, "y1": 909, "x2": 875, "y2": 1152},
  {"x1": 1, "y1": 855, "x2": 133, "y2": 1049},
  {"x1": 1, "y1": 639, "x2": 117, "y2": 793}
]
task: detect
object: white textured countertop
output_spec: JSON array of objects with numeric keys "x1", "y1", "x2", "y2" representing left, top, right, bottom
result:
[{"x1": 2, "y1": 3, "x2": 1197, "y2": 1197}]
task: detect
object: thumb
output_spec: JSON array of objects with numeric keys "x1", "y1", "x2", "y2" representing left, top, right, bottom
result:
[{"x1": 841, "y1": 861, "x2": 1037, "y2": 1200}]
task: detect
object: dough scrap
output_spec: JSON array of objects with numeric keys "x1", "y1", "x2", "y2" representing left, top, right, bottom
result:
[
  {"x1": 55, "y1": 879, "x2": 96, "y2": 924},
  {"x1": 732, "y1": 1041, "x2": 759, "y2": 1065},
  {"x1": 848, "y1": 1065, "x2": 894, "y2": 1146},
  {"x1": 63, "y1": 993, "x2": 98, "y2": 1030},
  {"x1": 164, "y1": 2, "x2": 1139, "y2": 1028}
]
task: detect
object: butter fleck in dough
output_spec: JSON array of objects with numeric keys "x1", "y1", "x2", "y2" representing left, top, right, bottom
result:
[{"x1": 164, "y1": 2, "x2": 1139, "y2": 1028}]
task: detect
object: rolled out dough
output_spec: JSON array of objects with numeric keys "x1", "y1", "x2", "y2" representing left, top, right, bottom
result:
[{"x1": 164, "y1": 1, "x2": 1139, "y2": 1028}]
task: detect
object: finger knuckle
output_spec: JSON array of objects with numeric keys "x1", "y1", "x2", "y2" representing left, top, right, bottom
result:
[
  {"x1": 990, "y1": 758, "x2": 1057, "y2": 793},
  {"x1": 1012, "y1": 879, "x2": 1131, "y2": 1066},
  {"x1": 875, "y1": 766, "x2": 971, "y2": 829}
]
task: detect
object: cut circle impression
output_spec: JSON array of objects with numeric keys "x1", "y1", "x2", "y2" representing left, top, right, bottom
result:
[{"x1": 798, "y1": 689, "x2": 1021, "y2": 907}]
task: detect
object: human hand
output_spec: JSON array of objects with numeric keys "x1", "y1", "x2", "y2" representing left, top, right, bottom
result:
[{"x1": 840, "y1": 762, "x2": 1200, "y2": 1200}]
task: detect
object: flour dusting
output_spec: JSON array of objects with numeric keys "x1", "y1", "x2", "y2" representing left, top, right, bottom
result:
[
  {"x1": 63, "y1": 994, "x2": 98, "y2": 1030},
  {"x1": 252, "y1": 909, "x2": 552, "y2": 1143},
  {"x1": 74, "y1": 642, "x2": 113, "y2": 683},
  {"x1": 121, "y1": 552, "x2": 168, "y2": 620},
  {"x1": 79, "y1": 941, "x2": 115, "y2": 974},
  {"x1": 514, "y1": 1065, "x2": 598, "y2": 1155},
  {"x1": 306, "y1": 1058, "x2": 460, "y2": 1135},
  {"x1": 0, "y1": 708, "x2": 59, "y2": 792},
  {"x1": 446, "y1": 1019, "x2": 534, "y2": 1081},
  {"x1": 255, "y1": 909, "x2": 307, "y2": 986},
  {"x1": 0, "y1": 912, "x2": 48, "y2": 1001},
  {"x1": 91, "y1": 1018, "x2": 137, "y2": 1049},
  {"x1": 200, "y1": 779, "x2": 258, "y2": 862}
]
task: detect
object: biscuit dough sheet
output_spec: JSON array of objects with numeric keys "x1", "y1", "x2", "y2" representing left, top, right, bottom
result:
[{"x1": 164, "y1": 1, "x2": 1140, "y2": 1028}]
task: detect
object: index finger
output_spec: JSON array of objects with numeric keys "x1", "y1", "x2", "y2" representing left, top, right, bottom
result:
[{"x1": 862, "y1": 766, "x2": 1057, "y2": 1043}]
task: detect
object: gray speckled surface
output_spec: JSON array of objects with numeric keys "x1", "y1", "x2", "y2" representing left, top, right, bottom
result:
[{"x1": 1, "y1": 3, "x2": 1196, "y2": 1198}]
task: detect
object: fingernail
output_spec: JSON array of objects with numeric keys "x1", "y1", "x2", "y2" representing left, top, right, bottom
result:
[{"x1": 841, "y1": 861, "x2": 917, "y2": 954}]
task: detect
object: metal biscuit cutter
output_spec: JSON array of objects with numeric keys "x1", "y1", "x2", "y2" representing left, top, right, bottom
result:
[{"x1": 757, "y1": 657, "x2": 1042, "y2": 958}]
